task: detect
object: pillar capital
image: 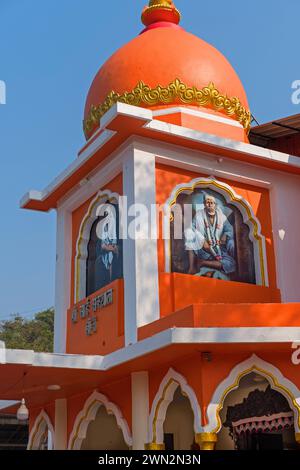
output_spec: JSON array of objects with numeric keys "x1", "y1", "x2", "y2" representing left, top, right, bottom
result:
[
  {"x1": 195, "y1": 432, "x2": 217, "y2": 451},
  {"x1": 145, "y1": 442, "x2": 165, "y2": 450}
]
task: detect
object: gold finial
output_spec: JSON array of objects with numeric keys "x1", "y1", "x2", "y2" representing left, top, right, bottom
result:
[
  {"x1": 149, "y1": 0, "x2": 173, "y2": 6},
  {"x1": 141, "y1": 0, "x2": 181, "y2": 27}
]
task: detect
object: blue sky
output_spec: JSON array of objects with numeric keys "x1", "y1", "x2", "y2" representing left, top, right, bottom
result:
[{"x1": 0, "y1": 0, "x2": 299, "y2": 320}]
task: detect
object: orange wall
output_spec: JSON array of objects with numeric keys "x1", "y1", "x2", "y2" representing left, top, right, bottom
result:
[
  {"x1": 67, "y1": 173, "x2": 123, "y2": 356},
  {"x1": 139, "y1": 301, "x2": 300, "y2": 342},
  {"x1": 66, "y1": 163, "x2": 280, "y2": 355},
  {"x1": 29, "y1": 350, "x2": 300, "y2": 442},
  {"x1": 159, "y1": 273, "x2": 280, "y2": 317},
  {"x1": 148, "y1": 349, "x2": 300, "y2": 428},
  {"x1": 155, "y1": 109, "x2": 248, "y2": 143},
  {"x1": 66, "y1": 279, "x2": 125, "y2": 355}
]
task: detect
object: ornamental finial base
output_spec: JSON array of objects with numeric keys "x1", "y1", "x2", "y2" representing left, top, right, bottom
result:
[{"x1": 141, "y1": 1, "x2": 181, "y2": 27}]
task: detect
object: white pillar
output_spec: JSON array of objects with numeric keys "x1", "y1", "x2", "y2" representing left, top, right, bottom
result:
[
  {"x1": 54, "y1": 398, "x2": 67, "y2": 450},
  {"x1": 131, "y1": 372, "x2": 149, "y2": 450},
  {"x1": 54, "y1": 208, "x2": 72, "y2": 353},
  {"x1": 122, "y1": 147, "x2": 160, "y2": 345},
  {"x1": 47, "y1": 429, "x2": 53, "y2": 450}
]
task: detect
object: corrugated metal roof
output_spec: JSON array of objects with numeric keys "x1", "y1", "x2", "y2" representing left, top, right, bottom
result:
[{"x1": 250, "y1": 113, "x2": 300, "y2": 140}]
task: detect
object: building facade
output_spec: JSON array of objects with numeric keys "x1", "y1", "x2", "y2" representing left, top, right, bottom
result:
[{"x1": 2, "y1": 1, "x2": 300, "y2": 451}]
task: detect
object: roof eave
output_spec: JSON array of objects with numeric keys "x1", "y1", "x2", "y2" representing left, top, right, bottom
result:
[{"x1": 20, "y1": 104, "x2": 300, "y2": 213}]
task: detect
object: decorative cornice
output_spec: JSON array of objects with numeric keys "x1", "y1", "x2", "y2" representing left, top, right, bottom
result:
[{"x1": 83, "y1": 79, "x2": 251, "y2": 139}]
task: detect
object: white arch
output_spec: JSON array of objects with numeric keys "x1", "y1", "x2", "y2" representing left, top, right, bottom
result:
[
  {"x1": 204, "y1": 354, "x2": 300, "y2": 433},
  {"x1": 68, "y1": 390, "x2": 132, "y2": 450},
  {"x1": 163, "y1": 176, "x2": 268, "y2": 286},
  {"x1": 148, "y1": 368, "x2": 202, "y2": 445},
  {"x1": 27, "y1": 410, "x2": 54, "y2": 450},
  {"x1": 74, "y1": 189, "x2": 120, "y2": 302}
]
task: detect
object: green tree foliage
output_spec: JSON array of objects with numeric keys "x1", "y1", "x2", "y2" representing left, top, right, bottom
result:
[{"x1": 0, "y1": 308, "x2": 54, "y2": 352}]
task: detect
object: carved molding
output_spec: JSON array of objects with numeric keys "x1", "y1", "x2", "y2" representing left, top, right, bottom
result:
[{"x1": 84, "y1": 79, "x2": 251, "y2": 138}]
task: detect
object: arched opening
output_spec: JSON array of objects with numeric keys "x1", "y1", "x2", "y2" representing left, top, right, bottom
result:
[
  {"x1": 27, "y1": 411, "x2": 54, "y2": 450},
  {"x1": 68, "y1": 391, "x2": 132, "y2": 450},
  {"x1": 216, "y1": 372, "x2": 298, "y2": 450},
  {"x1": 163, "y1": 387, "x2": 197, "y2": 450},
  {"x1": 148, "y1": 369, "x2": 202, "y2": 448},
  {"x1": 37, "y1": 427, "x2": 51, "y2": 450},
  {"x1": 81, "y1": 406, "x2": 129, "y2": 450}
]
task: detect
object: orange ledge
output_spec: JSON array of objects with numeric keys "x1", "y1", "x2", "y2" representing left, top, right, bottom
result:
[
  {"x1": 138, "y1": 302, "x2": 300, "y2": 340},
  {"x1": 159, "y1": 273, "x2": 281, "y2": 316}
]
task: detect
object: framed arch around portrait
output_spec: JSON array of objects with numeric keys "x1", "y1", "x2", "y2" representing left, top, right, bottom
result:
[
  {"x1": 163, "y1": 177, "x2": 268, "y2": 287},
  {"x1": 74, "y1": 190, "x2": 123, "y2": 303}
]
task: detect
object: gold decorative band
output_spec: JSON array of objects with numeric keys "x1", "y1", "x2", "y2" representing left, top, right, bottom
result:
[
  {"x1": 149, "y1": 0, "x2": 174, "y2": 7},
  {"x1": 83, "y1": 78, "x2": 251, "y2": 138},
  {"x1": 195, "y1": 433, "x2": 218, "y2": 451}
]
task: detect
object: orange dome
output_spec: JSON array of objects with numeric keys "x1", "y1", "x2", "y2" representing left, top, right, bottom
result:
[{"x1": 84, "y1": 2, "x2": 250, "y2": 140}]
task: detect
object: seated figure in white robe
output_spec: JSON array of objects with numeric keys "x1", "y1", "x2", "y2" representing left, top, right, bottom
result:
[{"x1": 184, "y1": 194, "x2": 236, "y2": 279}]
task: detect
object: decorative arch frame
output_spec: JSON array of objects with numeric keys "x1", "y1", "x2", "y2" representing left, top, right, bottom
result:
[
  {"x1": 204, "y1": 354, "x2": 300, "y2": 434},
  {"x1": 74, "y1": 189, "x2": 120, "y2": 303},
  {"x1": 68, "y1": 390, "x2": 132, "y2": 450},
  {"x1": 148, "y1": 368, "x2": 202, "y2": 446},
  {"x1": 27, "y1": 410, "x2": 54, "y2": 450},
  {"x1": 163, "y1": 176, "x2": 268, "y2": 286}
]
